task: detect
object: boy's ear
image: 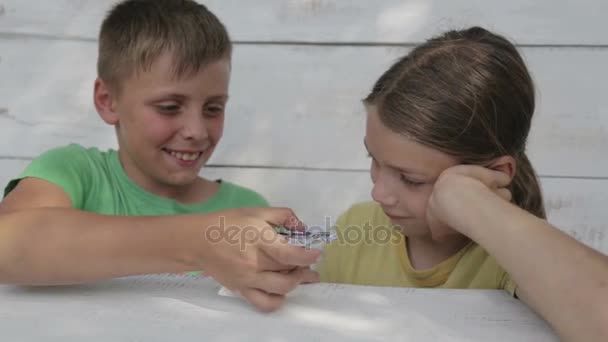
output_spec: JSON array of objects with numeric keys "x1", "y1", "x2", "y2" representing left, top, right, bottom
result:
[
  {"x1": 94, "y1": 78, "x2": 119, "y2": 125},
  {"x1": 487, "y1": 155, "x2": 517, "y2": 180}
]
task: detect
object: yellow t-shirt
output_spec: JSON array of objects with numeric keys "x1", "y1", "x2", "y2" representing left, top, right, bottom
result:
[{"x1": 318, "y1": 202, "x2": 516, "y2": 296}]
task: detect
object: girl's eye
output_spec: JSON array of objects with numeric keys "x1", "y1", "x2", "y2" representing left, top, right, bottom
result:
[
  {"x1": 367, "y1": 153, "x2": 424, "y2": 187},
  {"x1": 400, "y1": 174, "x2": 424, "y2": 187}
]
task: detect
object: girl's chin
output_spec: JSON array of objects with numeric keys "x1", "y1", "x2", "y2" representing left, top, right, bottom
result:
[{"x1": 390, "y1": 222, "x2": 430, "y2": 237}]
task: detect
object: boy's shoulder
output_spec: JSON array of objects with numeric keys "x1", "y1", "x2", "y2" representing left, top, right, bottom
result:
[
  {"x1": 3, "y1": 143, "x2": 113, "y2": 200},
  {"x1": 35, "y1": 143, "x2": 110, "y2": 163},
  {"x1": 25, "y1": 143, "x2": 115, "y2": 177}
]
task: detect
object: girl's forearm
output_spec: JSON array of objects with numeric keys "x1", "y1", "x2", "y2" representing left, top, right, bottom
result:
[{"x1": 455, "y1": 191, "x2": 608, "y2": 341}]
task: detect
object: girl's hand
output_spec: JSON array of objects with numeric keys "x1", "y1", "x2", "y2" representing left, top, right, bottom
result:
[{"x1": 426, "y1": 165, "x2": 512, "y2": 240}]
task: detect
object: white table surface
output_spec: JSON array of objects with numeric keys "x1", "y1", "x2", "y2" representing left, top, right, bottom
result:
[{"x1": 0, "y1": 274, "x2": 558, "y2": 341}]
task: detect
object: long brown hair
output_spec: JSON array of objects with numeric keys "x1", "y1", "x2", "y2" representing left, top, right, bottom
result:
[{"x1": 364, "y1": 27, "x2": 545, "y2": 218}]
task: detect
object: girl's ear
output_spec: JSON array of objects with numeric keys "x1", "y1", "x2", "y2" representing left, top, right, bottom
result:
[
  {"x1": 487, "y1": 155, "x2": 517, "y2": 180},
  {"x1": 94, "y1": 78, "x2": 119, "y2": 125}
]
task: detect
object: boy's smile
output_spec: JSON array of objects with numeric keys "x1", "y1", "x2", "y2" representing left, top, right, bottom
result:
[
  {"x1": 163, "y1": 148, "x2": 206, "y2": 167},
  {"x1": 94, "y1": 52, "x2": 231, "y2": 201}
]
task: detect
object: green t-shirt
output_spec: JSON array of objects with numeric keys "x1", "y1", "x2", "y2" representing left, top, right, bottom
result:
[{"x1": 3, "y1": 144, "x2": 269, "y2": 215}]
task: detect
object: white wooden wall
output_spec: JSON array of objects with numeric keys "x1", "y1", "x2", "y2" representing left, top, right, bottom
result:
[{"x1": 1, "y1": 1, "x2": 607, "y2": 252}]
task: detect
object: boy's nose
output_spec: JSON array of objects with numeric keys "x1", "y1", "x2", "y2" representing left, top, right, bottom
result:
[{"x1": 180, "y1": 111, "x2": 209, "y2": 141}]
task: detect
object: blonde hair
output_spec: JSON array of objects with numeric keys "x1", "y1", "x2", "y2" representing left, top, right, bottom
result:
[
  {"x1": 365, "y1": 27, "x2": 545, "y2": 218},
  {"x1": 97, "y1": 0, "x2": 231, "y2": 92}
]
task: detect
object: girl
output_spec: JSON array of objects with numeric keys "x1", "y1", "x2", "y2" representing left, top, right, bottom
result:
[{"x1": 318, "y1": 27, "x2": 608, "y2": 341}]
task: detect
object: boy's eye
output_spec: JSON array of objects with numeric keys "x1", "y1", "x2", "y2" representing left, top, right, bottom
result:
[
  {"x1": 400, "y1": 174, "x2": 424, "y2": 187},
  {"x1": 156, "y1": 103, "x2": 181, "y2": 114},
  {"x1": 204, "y1": 104, "x2": 224, "y2": 117}
]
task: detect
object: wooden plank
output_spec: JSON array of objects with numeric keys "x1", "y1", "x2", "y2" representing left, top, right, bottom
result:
[
  {"x1": 1, "y1": 39, "x2": 607, "y2": 177},
  {"x1": 0, "y1": 159, "x2": 30, "y2": 192},
  {"x1": 541, "y1": 177, "x2": 608, "y2": 253},
  {"x1": 1, "y1": 0, "x2": 607, "y2": 45},
  {"x1": 1, "y1": 159, "x2": 607, "y2": 254}
]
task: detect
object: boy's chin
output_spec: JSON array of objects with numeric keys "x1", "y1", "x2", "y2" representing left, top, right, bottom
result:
[{"x1": 164, "y1": 172, "x2": 202, "y2": 187}]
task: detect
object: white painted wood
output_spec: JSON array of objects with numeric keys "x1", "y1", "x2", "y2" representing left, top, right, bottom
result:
[
  {"x1": 1, "y1": 39, "x2": 607, "y2": 177},
  {"x1": 1, "y1": 0, "x2": 607, "y2": 45},
  {"x1": 541, "y1": 178, "x2": 608, "y2": 253},
  {"x1": 0, "y1": 276, "x2": 559, "y2": 341},
  {"x1": 2, "y1": 160, "x2": 607, "y2": 254},
  {"x1": 0, "y1": 159, "x2": 30, "y2": 193},
  {"x1": 201, "y1": 167, "x2": 373, "y2": 226}
]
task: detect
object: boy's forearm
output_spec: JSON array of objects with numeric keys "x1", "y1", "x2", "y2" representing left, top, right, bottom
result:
[
  {"x1": 456, "y1": 191, "x2": 608, "y2": 341},
  {"x1": 0, "y1": 208, "x2": 206, "y2": 285}
]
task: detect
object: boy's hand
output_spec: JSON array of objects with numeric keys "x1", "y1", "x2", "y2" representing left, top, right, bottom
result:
[
  {"x1": 194, "y1": 207, "x2": 320, "y2": 312},
  {"x1": 426, "y1": 165, "x2": 512, "y2": 241}
]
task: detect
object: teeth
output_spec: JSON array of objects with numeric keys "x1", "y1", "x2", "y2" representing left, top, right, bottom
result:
[{"x1": 168, "y1": 150, "x2": 201, "y2": 161}]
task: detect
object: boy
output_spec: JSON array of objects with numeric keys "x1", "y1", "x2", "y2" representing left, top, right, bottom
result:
[{"x1": 0, "y1": 0, "x2": 319, "y2": 312}]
